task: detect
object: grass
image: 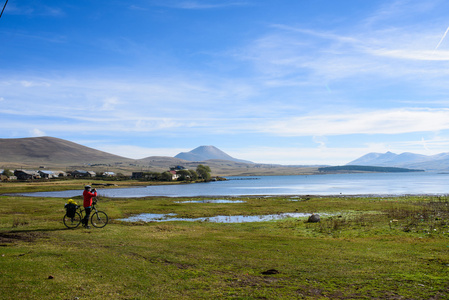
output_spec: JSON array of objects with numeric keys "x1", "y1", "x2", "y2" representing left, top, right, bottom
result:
[
  {"x1": 0, "y1": 179, "x2": 187, "y2": 195},
  {"x1": 0, "y1": 186, "x2": 449, "y2": 299}
]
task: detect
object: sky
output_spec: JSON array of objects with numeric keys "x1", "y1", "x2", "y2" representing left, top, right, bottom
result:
[{"x1": 1, "y1": 0, "x2": 449, "y2": 165}]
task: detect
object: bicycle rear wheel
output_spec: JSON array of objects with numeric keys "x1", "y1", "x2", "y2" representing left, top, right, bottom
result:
[
  {"x1": 63, "y1": 212, "x2": 82, "y2": 229},
  {"x1": 91, "y1": 211, "x2": 108, "y2": 228}
]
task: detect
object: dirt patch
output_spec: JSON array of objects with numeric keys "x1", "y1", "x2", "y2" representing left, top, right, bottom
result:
[{"x1": 0, "y1": 231, "x2": 47, "y2": 245}]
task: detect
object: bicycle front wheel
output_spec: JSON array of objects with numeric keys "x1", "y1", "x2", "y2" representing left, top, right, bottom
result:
[
  {"x1": 91, "y1": 211, "x2": 108, "y2": 228},
  {"x1": 63, "y1": 212, "x2": 82, "y2": 229}
]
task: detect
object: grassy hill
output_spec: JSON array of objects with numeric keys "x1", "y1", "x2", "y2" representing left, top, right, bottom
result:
[{"x1": 0, "y1": 136, "x2": 132, "y2": 167}]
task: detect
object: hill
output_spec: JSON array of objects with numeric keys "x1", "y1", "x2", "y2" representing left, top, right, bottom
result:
[
  {"x1": 0, "y1": 137, "x2": 319, "y2": 176},
  {"x1": 319, "y1": 165, "x2": 424, "y2": 173},
  {"x1": 347, "y1": 151, "x2": 449, "y2": 171},
  {"x1": 174, "y1": 146, "x2": 253, "y2": 163},
  {"x1": 0, "y1": 136, "x2": 132, "y2": 166}
]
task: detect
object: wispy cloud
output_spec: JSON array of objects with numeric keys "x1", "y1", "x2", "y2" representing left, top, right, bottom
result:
[
  {"x1": 434, "y1": 25, "x2": 449, "y2": 52},
  {"x1": 237, "y1": 1, "x2": 449, "y2": 88},
  {"x1": 227, "y1": 145, "x2": 389, "y2": 165},
  {"x1": 369, "y1": 49, "x2": 449, "y2": 61},
  {"x1": 154, "y1": 1, "x2": 249, "y2": 10},
  {"x1": 6, "y1": 3, "x2": 65, "y2": 17},
  {"x1": 0, "y1": 74, "x2": 260, "y2": 134},
  {"x1": 260, "y1": 109, "x2": 449, "y2": 136}
]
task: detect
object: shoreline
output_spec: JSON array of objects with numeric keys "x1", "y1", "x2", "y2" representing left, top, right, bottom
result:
[{"x1": 7, "y1": 192, "x2": 449, "y2": 199}]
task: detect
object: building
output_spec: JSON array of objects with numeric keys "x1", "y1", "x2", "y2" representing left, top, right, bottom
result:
[
  {"x1": 14, "y1": 170, "x2": 41, "y2": 180},
  {"x1": 71, "y1": 170, "x2": 96, "y2": 178},
  {"x1": 102, "y1": 172, "x2": 115, "y2": 177},
  {"x1": 169, "y1": 170, "x2": 179, "y2": 180},
  {"x1": 38, "y1": 170, "x2": 56, "y2": 179},
  {"x1": 53, "y1": 171, "x2": 67, "y2": 177},
  {"x1": 37, "y1": 170, "x2": 67, "y2": 179}
]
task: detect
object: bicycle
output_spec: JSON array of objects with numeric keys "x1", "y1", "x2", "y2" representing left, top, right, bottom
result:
[{"x1": 63, "y1": 198, "x2": 108, "y2": 229}]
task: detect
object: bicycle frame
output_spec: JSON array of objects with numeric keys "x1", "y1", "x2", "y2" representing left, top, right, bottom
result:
[{"x1": 79, "y1": 203, "x2": 99, "y2": 219}]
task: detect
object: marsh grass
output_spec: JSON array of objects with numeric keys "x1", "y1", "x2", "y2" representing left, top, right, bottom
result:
[
  {"x1": 1, "y1": 191, "x2": 449, "y2": 299},
  {"x1": 385, "y1": 197, "x2": 449, "y2": 236},
  {"x1": 0, "y1": 179, "x2": 155, "y2": 194}
]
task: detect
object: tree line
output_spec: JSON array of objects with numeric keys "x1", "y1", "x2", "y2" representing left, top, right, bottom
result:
[{"x1": 139, "y1": 164, "x2": 212, "y2": 182}]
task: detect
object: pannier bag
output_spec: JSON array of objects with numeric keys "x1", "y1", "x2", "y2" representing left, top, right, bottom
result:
[{"x1": 64, "y1": 199, "x2": 78, "y2": 218}]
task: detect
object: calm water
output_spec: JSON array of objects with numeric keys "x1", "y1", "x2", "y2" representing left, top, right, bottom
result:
[
  {"x1": 15, "y1": 172, "x2": 449, "y2": 198},
  {"x1": 118, "y1": 212, "x2": 324, "y2": 223}
]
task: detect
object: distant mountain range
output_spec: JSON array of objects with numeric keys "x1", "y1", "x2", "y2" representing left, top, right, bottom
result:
[
  {"x1": 0, "y1": 137, "x2": 271, "y2": 176},
  {"x1": 347, "y1": 151, "x2": 449, "y2": 171},
  {"x1": 0, "y1": 137, "x2": 252, "y2": 165},
  {"x1": 2, "y1": 136, "x2": 449, "y2": 174},
  {"x1": 175, "y1": 146, "x2": 253, "y2": 163}
]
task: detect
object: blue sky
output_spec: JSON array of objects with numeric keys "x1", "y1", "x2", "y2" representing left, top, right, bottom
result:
[{"x1": 1, "y1": 0, "x2": 449, "y2": 165}]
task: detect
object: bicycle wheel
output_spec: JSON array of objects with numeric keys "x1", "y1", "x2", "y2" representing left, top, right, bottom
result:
[
  {"x1": 63, "y1": 212, "x2": 82, "y2": 229},
  {"x1": 91, "y1": 211, "x2": 108, "y2": 228}
]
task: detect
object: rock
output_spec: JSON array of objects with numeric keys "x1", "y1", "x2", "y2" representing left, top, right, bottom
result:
[
  {"x1": 262, "y1": 269, "x2": 280, "y2": 275},
  {"x1": 307, "y1": 214, "x2": 320, "y2": 223}
]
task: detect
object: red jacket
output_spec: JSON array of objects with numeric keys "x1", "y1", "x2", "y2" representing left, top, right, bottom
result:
[{"x1": 83, "y1": 190, "x2": 97, "y2": 208}]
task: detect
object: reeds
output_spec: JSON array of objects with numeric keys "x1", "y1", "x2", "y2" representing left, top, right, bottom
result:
[{"x1": 385, "y1": 197, "x2": 449, "y2": 236}]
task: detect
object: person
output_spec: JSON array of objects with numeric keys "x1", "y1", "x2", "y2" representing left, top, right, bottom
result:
[{"x1": 82, "y1": 185, "x2": 97, "y2": 229}]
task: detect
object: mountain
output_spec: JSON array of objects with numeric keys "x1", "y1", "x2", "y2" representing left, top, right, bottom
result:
[
  {"x1": 0, "y1": 136, "x2": 132, "y2": 166},
  {"x1": 0, "y1": 137, "x2": 319, "y2": 176},
  {"x1": 175, "y1": 146, "x2": 253, "y2": 163},
  {"x1": 347, "y1": 151, "x2": 449, "y2": 171}
]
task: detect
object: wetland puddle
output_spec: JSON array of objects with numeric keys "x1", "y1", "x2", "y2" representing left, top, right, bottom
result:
[
  {"x1": 119, "y1": 212, "x2": 320, "y2": 223},
  {"x1": 174, "y1": 199, "x2": 246, "y2": 204}
]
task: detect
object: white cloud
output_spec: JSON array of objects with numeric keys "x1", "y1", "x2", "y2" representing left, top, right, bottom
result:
[
  {"x1": 259, "y1": 109, "x2": 449, "y2": 136},
  {"x1": 229, "y1": 134, "x2": 449, "y2": 165},
  {"x1": 30, "y1": 128, "x2": 45, "y2": 137},
  {"x1": 20, "y1": 80, "x2": 51, "y2": 87},
  {"x1": 158, "y1": 1, "x2": 249, "y2": 10},
  {"x1": 228, "y1": 146, "x2": 379, "y2": 165},
  {"x1": 370, "y1": 49, "x2": 449, "y2": 61},
  {"x1": 237, "y1": 4, "x2": 449, "y2": 88},
  {"x1": 312, "y1": 136, "x2": 327, "y2": 148},
  {"x1": 100, "y1": 97, "x2": 120, "y2": 111},
  {"x1": 0, "y1": 74, "x2": 260, "y2": 126}
]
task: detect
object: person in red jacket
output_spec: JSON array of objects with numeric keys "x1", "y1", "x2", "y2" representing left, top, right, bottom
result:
[{"x1": 82, "y1": 185, "x2": 97, "y2": 228}]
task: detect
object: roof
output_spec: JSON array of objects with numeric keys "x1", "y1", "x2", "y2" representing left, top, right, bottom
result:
[
  {"x1": 16, "y1": 169, "x2": 39, "y2": 175},
  {"x1": 39, "y1": 170, "x2": 54, "y2": 175}
]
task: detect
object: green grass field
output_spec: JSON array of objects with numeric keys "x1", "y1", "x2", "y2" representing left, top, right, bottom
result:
[{"x1": 1, "y1": 182, "x2": 448, "y2": 299}]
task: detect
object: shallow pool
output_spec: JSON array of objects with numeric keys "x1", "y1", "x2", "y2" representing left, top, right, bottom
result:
[
  {"x1": 174, "y1": 199, "x2": 246, "y2": 204},
  {"x1": 118, "y1": 212, "x2": 325, "y2": 223}
]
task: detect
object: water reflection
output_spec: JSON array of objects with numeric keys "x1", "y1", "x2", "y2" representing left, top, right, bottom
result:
[
  {"x1": 119, "y1": 212, "x2": 323, "y2": 223},
  {"x1": 174, "y1": 199, "x2": 246, "y2": 204}
]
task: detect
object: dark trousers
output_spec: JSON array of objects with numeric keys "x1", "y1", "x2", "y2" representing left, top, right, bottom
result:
[{"x1": 83, "y1": 207, "x2": 91, "y2": 226}]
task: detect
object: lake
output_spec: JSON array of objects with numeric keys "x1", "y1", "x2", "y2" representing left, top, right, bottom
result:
[{"x1": 15, "y1": 172, "x2": 449, "y2": 198}]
